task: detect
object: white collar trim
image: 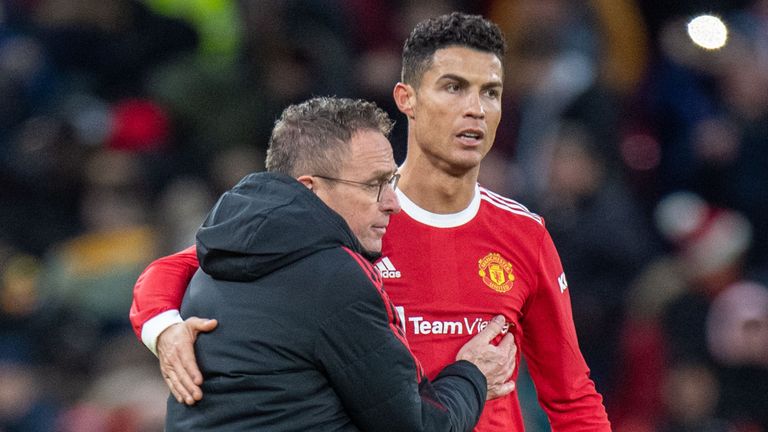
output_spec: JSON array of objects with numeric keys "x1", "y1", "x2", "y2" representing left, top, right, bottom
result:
[{"x1": 396, "y1": 184, "x2": 481, "y2": 228}]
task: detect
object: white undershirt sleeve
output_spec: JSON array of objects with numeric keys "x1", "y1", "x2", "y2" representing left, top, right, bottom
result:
[{"x1": 141, "y1": 309, "x2": 184, "y2": 356}]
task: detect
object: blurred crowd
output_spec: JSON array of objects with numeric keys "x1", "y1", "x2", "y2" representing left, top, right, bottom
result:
[{"x1": 0, "y1": 0, "x2": 766, "y2": 431}]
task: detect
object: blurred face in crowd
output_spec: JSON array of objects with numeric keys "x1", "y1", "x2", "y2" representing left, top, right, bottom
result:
[
  {"x1": 395, "y1": 46, "x2": 503, "y2": 175},
  {"x1": 306, "y1": 130, "x2": 400, "y2": 254}
]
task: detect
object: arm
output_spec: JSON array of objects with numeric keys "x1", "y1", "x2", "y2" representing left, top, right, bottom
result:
[
  {"x1": 316, "y1": 261, "x2": 516, "y2": 432},
  {"x1": 521, "y1": 229, "x2": 612, "y2": 431},
  {"x1": 129, "y1": 245, "x2": 199, "y2": 351},
  {"x1": 129, "y1": 246, "x2": 215, "y2": 405}
]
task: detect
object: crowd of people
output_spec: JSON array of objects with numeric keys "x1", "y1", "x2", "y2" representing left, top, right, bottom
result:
[{"x1": 1, "y1": 0, "x2": 766, "y2": 431}]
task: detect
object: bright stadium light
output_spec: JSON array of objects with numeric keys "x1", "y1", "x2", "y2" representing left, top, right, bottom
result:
[{"x1": 687, "y1": 14, "x2": 728, "y2": 50}]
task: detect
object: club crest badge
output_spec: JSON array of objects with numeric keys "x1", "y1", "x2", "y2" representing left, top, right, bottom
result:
[{"x1": 478, "y1": 252, "x2": 515, "y2": 293}]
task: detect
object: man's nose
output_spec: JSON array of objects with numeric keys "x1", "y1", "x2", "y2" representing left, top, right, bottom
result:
[
  {"x1": 464, "y1": 92, "x2": 485, "y2": 119},
  {"x1": 378, "y1": 186, "x2": 401, "y2": 214}
]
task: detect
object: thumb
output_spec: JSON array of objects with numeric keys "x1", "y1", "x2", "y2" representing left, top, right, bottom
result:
[
  {"x1": 188, "y1": 317, "x2": 218, "y2": 334},
  {"x1": 475, "y1": 315, "x2": 506, "y2": 344}
]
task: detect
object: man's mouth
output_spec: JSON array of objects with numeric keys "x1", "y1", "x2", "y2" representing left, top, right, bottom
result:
[{"x1": 456, "y1": 129, "x2": 485, "y2": 145}]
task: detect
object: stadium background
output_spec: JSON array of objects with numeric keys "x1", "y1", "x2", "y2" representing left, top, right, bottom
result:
[{"x1": 1, "y1": 0, "x2": 766, "y2": 430}]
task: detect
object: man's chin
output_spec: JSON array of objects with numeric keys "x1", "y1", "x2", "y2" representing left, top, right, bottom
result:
[{"x1": 361, "y1": 247, "x2": 382, "y2": 263}]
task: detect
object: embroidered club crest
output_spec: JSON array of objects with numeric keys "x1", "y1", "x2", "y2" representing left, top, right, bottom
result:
[{"x1": 478, "y1": 252, "x2": 515, "y2": 293}]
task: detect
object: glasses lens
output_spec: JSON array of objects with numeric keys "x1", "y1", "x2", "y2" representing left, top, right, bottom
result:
[
  {"x1": 377, "y1": 174, "x2": 400, "y2": 202},
  {"x1": 390, "y1": 173, "x2": 400, "y2": 190}
]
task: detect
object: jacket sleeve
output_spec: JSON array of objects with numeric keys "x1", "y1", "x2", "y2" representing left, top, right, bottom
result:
[
  {"x1": 521, "y1": 228, "x2": 612, "y2": 431},
  {"x1": 129, "y1": 246, "x2": 199, "y2": 353},
  {"x1": 314, "y1": 258, "x2": 487, "y2": 432}
]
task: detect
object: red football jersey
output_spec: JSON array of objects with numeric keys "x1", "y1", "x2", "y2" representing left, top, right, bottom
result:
[
  {"x1": 130, "y1": 185, "x2": 610, "y2": 431},
  {"x1": 376, "y1": 186, "x2": 610, "y2": 431}
]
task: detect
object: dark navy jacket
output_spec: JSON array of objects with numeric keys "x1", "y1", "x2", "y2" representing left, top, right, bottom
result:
[{"x1": 165, "y1": 172, "x2": 487, "y2": 431}]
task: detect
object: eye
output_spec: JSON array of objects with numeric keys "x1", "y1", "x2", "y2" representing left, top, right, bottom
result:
[
  {"x1": 445, "y1": 82, "x2": 460, "y2": 93},
  {"x1": 484, "y1": 88, "x2": 500, "y2": 99},
  {"x1": 365, "y1": 182, "x2": 380, "y2": 191}
]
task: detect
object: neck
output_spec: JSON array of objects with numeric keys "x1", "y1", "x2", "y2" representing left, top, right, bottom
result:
[{"x1": 398, "y1": 154, "x2": 479, "y2": 214}]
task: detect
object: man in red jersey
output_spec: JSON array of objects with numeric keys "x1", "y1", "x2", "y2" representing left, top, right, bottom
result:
[{"x1": 130, "y1": 12, "x2": 611, "y2": 431}]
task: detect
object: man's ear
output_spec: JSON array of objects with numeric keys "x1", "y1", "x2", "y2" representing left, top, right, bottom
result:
[
  {"x1": 296, "y1": 175, "x2": 314, "y2": 190},
  {"x1": 393, "y1": 82, "x2": 416, "y2": 119}
]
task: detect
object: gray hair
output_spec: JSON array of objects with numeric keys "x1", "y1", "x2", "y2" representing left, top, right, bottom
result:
[{"x1": 265, "y1": 97, "x2": 394, "y2": 177}]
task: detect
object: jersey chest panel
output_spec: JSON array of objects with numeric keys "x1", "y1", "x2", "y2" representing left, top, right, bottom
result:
[{"x1": 379, "y1": 203, "x2": 542, "y2": 380}]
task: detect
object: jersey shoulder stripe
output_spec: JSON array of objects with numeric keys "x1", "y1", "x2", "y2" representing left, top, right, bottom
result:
[
  {"x1": 341, "y1": 246, "x2": 382, "y2": 288},
  {"x1": 479, "y1": 187, "x2": 543, "y2": 225},
  {"x1": 482, "y1": 188, "x2": 535, "y2": 212}
]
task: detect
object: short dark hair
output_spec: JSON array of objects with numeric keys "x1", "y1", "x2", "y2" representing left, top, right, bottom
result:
[
  {"x1": 401, "y1": 12, "x2": 507, "y2": 87},
  {"x1": 265, "y1": 97, "x2": 394, "y2": 177}
]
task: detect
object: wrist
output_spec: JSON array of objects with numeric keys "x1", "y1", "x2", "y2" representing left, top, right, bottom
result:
[{"x1": 141, "y1": 310, "x2": 183, "y2": 356}]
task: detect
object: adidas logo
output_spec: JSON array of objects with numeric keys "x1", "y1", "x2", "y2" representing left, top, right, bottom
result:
[{"x1": 375, "y1": 257, "x2": 401, "y2": 279}]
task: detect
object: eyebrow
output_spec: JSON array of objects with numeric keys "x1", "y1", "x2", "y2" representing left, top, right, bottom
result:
[
  {"x1": 438, "y1": 73, "x2": 469, "y2": 86},
  {"x1": 367, "y1": 168, "x2": 398, "y2": 183},
  {"x1": 482, "y1": 81, "x2": 503, "y2": 90},
  {"x1": 437, "y1": 73, "x2": 503, "y2": 89}
]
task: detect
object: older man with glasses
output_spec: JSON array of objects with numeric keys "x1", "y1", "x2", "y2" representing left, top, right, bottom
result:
[{"x1": 161, "y1": 96, "x2": 516, "y2": 432}]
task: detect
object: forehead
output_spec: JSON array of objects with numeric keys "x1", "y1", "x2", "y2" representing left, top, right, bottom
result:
[
  {"x1": 343, "y1": 129, "x2": 396, "y2": 175},
  {"x1": 423, "y1": 46, "x2": 503, "y2": 83}
]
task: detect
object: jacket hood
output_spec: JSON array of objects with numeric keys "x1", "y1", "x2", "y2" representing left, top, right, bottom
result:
[{"x1": 196, "y1": 172, "x2": 365, "y2": 281}]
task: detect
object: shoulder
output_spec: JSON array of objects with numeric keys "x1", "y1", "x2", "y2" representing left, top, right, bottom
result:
[
  {"x1": 477, "y1": 186, "x2": 544, "y2": 227},
  {"x1": 311, "y1": 247, "x2": 383, "y2": 300}
]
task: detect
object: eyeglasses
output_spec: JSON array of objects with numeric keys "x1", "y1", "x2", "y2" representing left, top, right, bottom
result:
[{"x1": 313, "y1": 173, "x2": 400, "y2": 202}]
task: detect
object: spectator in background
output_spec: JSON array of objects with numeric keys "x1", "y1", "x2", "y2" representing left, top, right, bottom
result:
[
  {"x1": 644, "y1": 0, "x2": 768, "y2": 270},
  {"x1": 0, "y1": 354, "x2": 59, "y2": 432},
  {"x1": 656, "y1": 361, "x2": 732, "y2": 432},
  {"x1": 0, "y1": 0, "x2": 199, "y2": 257},
  {"x1": 30, "y1": 0, "x2": 198, "y2": 98},
  {"x1": 531, "y1": 120, "x2": 659, "y2": 398},
  {"x1": 0, "y1": 244, "x2": 60, "y2": 432},
  {"x1": 706, "y1": 281, "x2": 768, "y2": 430},
  {"x1": 655, "y1": 193, "x2": 761, "y2": 432},
  {"x1": 56, "y1": 334, "x2": 169, "y2": 432},
  {"x1": 152, "y1": 176, "x2": 215, "y2": 254},
  {"x1": 480, "y1": 0, "x2": 647, "y2": 198},
  {"x1": 656, "y1": 192, "x2": 753, "y2": 365},
  {"x1": 614, "y1": 191, "x2": 767, "y2": 431},
  {"x1": 38, "y1": 148, "x2": 159, "y2": 330}
]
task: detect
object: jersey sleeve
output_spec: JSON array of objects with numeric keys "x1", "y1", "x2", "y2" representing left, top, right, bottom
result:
[
  {"x1": 128, "y1": 246, "x2": 199, "y2": 354},
  {"x1": 315, "y1": 256, "x2": 487, "y2": 432},
  {"x1": 521, "y1": 227, "x2": 612, "y2": 431}
]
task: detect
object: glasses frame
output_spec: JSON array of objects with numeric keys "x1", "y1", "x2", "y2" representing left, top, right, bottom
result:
[{"x1": 313, "y1": 173, "x2": 400, "y2": 202}]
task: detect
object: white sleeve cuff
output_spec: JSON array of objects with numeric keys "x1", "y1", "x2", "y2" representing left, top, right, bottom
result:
[{"x1": 141, "y1": 309, "x2": 184, "y2": 357}]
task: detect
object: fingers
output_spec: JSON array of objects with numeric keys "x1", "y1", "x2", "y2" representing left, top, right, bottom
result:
[
  {"x1": 489, "y1": 380, "x2": 516, "y2": 399},
  {"x1": 497, "y1": 332, "x2": 517, "y2": 377},
  {"x1": 181, "y1": 317, "x2": 215, "y2": 387},
  {"x1": 178, "y1": 341, "x2": 204, "y2": 386},
  {"x1": 487, "y1": 344, "x2": 517, "y2": 400},
  {"x1": 163, "y1": 369, "x2": 185, "y2": 403},
  {"x1": 478, "y1": 319, "x2": 517, "y2": 400},
  {"x1": 454, "y1": 315, "x2": 518, "y2": 400},
  {"x1": 161, "y1": 341, "x2": 203, "y2": 405},
  {"x1": 157, "y1": 319, "x2": 211, "y2": 405},
  {"x1": 473, "y1": 315, "x2": 507, "y2": 344},
  {"x1": 497, "y1": 331, "x2": 516, "y2": 353},
  {"x1": 503, "y1": 338, "x2": 517, "y2": 380},
  {"x1": 163, "y1": 367, "x2": 199, "y2": 405}
]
